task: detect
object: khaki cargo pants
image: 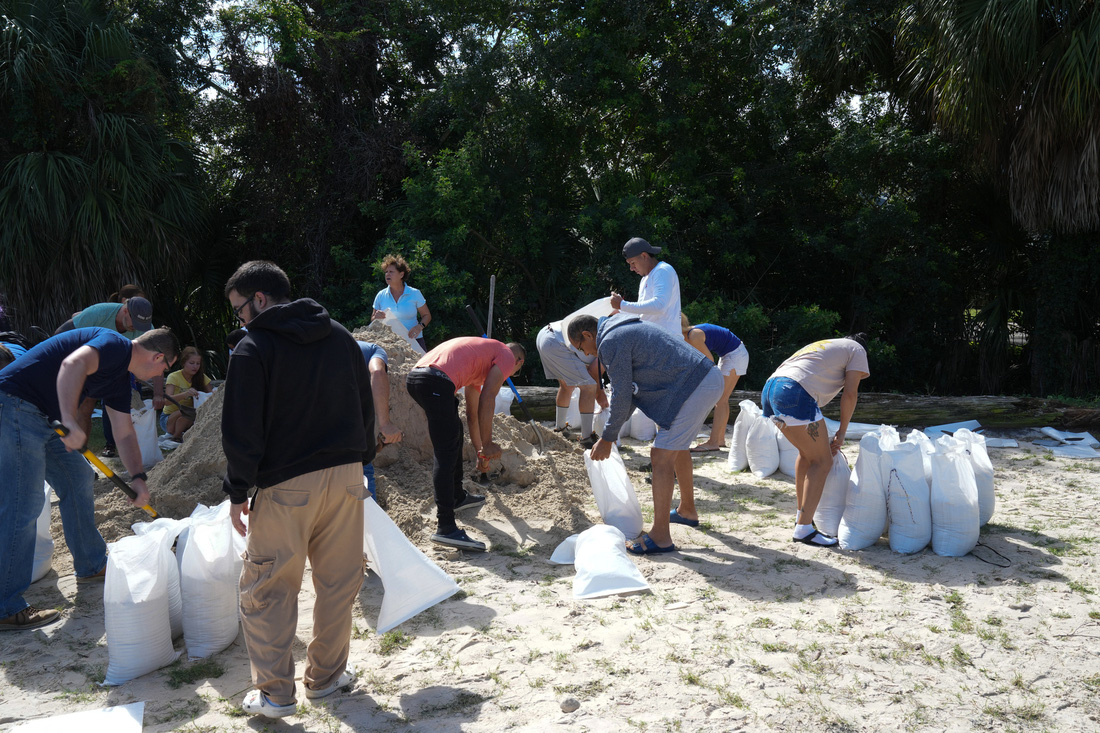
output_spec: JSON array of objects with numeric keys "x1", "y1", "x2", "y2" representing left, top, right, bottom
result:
[{"x1": 239, "y1": 462, "x2": 366, "y2": 704}]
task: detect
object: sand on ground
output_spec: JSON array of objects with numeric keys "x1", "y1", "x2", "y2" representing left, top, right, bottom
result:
[{"x1": 2, "y1": 325, "x2": 1099, "y2": 731}]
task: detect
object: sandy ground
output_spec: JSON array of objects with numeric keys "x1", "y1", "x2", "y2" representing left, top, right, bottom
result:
[{"x1": 3, "y1": 421, "x2": 1100, "y2": 732}]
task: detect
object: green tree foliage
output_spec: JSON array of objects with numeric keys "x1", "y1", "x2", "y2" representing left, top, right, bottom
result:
[{"x1": 0, "y1": 0, "x2": 206, "y2": 333}]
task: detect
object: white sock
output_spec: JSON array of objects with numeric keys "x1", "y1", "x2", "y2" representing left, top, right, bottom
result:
[
  {"x1": 580, "y1": 412, "x2": 594, "y2": 436},
  {"x1": 796, "y1": 509, "x2": 803, "y2": 524},
  {"x1": 555, "y1": 406, "x2": 568, "y2": 429},
  {"x1": 793, "y1": 523, "x2": 815, "y2": 539}
]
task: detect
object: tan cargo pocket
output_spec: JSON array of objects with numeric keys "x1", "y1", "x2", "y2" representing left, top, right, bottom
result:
[
  {"x1": 346, "y1": 480, "x2": 369, "y2": 500},
  {"x1": 239, "y1": 554, "x2": 275, "y2": 613},
  {"x1": 267, "y1": 488, "x2": 310, "y2": 507}
]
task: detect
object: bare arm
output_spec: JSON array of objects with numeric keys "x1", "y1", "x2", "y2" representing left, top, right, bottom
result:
[
  {"x1": 477, "y1": 365, "x2": 508, "y2": 460},
  {"x1": 830, "y1": 370, "x2": 869, "y2": 454},
  {"x1": 686, "y1": 329, "x2": 714, "y2": 361},
  {"x1": 105, "y1": 407, "x2": 151, "y2": 507},
  {"x1": 56, "y1": 346, "x2": 100, "y2": 451},
  {"x1": 465, "y1": 385, "x2": 482, "y2": 452},
  {"x1": 369, "y1": 358, "x2": 401, "y2": 443}
]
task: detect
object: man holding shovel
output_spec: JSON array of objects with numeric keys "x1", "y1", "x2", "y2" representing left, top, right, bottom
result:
[
  {"x1": 222, "y1": 260, "x2": 375, "y2": 718},
  {"x1": 0, "y1": 327, "x2": 179, "y2": 631},
  {"x1": 406, "y1": 337, "x2": 525, "y2": 551}
]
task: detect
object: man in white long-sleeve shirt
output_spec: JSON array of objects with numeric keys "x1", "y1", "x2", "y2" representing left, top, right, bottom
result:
[{"x1": 609, "y1": 238, "x2": 681, "y2": 337}]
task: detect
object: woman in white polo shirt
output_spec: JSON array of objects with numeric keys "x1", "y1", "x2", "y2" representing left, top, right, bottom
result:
[{"x1": 371, "y1": 254, "x2": 432, "y2": 350}]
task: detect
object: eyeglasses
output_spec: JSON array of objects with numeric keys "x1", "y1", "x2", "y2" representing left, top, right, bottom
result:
[{"x1": 233, "y1": 295, "x2": 255, "y2": 323}]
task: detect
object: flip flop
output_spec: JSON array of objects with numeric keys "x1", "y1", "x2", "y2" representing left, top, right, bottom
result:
[
  {"x1": 792, "y1": 529, "x2": 838, "y2": 547},
  {"x1": 690, "y1": 445, "x2": 725, "y2": 453},
  {"x1": 669, "y1": 508, "x2": 700, "y2": 527},
  {"x1": 626, "y1": 533, "x2": 677, "y2": 555}
]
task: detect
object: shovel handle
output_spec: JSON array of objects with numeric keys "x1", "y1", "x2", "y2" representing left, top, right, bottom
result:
[{"x1": 50, "y1": 420, "x2": 157, "y2": 517}]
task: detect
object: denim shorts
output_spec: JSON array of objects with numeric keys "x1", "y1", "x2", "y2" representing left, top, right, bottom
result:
[{"x1": 760, "y1": 376, "x2": 822, "y2": 427}]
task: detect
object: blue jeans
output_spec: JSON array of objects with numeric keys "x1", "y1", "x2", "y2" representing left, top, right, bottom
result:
[
  {"x1": 362, "y1": 462, "x2": 376, "y2": 501},
  {"x1": 0, "y1": 391, "x2": 107, "y2": 617}
]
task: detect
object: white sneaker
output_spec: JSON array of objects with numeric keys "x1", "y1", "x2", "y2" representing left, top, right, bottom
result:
[
  {"x1": 306, "y1": 670, "x2": 355, "y2": 700},
  {"x1": 241, "y1": 689, "x2": 296, "y2": 718}
]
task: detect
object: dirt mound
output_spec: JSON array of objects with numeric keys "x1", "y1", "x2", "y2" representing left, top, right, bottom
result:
[{"x1": 81, "y1": 322, "x2": 597, "y2": 546}]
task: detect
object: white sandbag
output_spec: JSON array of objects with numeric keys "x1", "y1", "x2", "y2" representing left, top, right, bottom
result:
[
  {"x1": 776, "y1": 430, "x2": 799, "y2": 477},
  {"x1": 192, "y1": 389, "x2": 215, "y2": 411},
  {"x1": 494, "y1": 386, "x2": 515, "y2": 415},
  {"x1": 132, "y1": 518, "x2": 190, "y2": 640},
  {"x1": 131, "y1": 400, "x2": 163, "y2": 469},
  {"x1": 380, "y1": 309, "x2": 426, "y2": 355},
  {"x1": 573, "y1": 525, "x2": 650, "y2": 600},
  {"x1": 594, "y1": 408, "x2": 609, "y2": 437},
  {"x1": 629, "y1": 409, "x2": 657, "y2": 441},
  {"x1": 746, "y1": 413, "x2": 780, "y2": 478},
  {"x1": 883, "y1": 442, "x2": 932, "y2": 554},
  {"x1": 813, "y1": 452, "x2": 851, "y2": 537},
  {"x1": 930, "y1": 436, "x2": 980, "y2": 557},
  {"x1": 103, "y1": 534, "x2": 180, "y2": 685},
  {"x1": 584, "y1": 444, "x2": 644, "y2": 539},
  {"x1": 564, "y1": 388, "x2": 581, "y2": 427},
  {"x1": 363, "y1": 497, "x2": 459, "y2": 633},
  {"x1": 727, "y1": 400, "x2": 758, "y2": 473},
  {"x1": 31, "y1": 484, "x2": 54, "y2": 583},
  {"x1": 954, "y1": 428, "x2": 995, "y2": 526},
  {"x1": 904, "y1": 429, "x2": 935, "y2": 485},
  {"x1": 180, "y1": 500, "x2": 246, "y2": 658},
  {"x1": 549, "y1": 535, "x2": 578, "y2": 565},
  {"x1": 838, "y1": 427, "x2": 898, "y2": 550}
]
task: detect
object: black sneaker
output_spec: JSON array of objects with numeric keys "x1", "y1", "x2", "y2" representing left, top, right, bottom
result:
[
  {"x1": 578, "y1": 433, "x2": 599, "y2": 449},
  {"x1": 431, "y1": 528, "x2": 487, "y2": 551},
  {"x1": 455, "y1": 492, "x2": 486, "y2": 510}
]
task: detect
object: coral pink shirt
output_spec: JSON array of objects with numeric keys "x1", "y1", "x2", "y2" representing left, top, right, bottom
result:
[{"x1": 415, "y1": 337, "x2": 517, "y2": 393}]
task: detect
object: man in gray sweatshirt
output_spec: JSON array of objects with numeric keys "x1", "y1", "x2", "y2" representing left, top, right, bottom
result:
[{"x1": 568, "y1": 313, "x2": 723, "y2": 554}]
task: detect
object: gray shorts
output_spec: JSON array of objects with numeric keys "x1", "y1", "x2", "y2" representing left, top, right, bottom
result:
[
  {"x1": 536, "y1": 326, "x2": 596, "y2": 385},
  {"x1": 653, "y1": 367, "x2": 725, "y2": 450}
]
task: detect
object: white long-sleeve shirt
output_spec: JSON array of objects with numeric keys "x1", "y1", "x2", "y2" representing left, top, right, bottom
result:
[{"x1": 619, "y1": 261, "x2": 681, "y2": 337}]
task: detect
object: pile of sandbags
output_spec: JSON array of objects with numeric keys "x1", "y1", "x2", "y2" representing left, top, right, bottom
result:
[
  {"x1": 839, "y1": 427, "x2": 994, "y2": 556},
  {"x1": 724, "y1": 401, "x2": 796, "y2": 479}
]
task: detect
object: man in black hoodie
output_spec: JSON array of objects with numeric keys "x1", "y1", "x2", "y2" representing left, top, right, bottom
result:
[{"x1": 221, "y1": 261, "x2": 375, "y2": 719}]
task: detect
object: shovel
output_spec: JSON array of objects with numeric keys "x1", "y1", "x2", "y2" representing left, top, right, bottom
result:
[{"x1": 50, "y1": 420, "x2": 157, "y2": 517}]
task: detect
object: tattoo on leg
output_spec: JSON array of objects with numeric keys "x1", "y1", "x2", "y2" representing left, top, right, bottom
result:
[{"x1": 807, "y1": 422, "x2": 819, "y2": 441}]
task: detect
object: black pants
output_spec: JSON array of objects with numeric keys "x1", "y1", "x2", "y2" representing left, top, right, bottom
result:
[{"x1": 406, "y1": 371, "x2": 466, "y2": 533}]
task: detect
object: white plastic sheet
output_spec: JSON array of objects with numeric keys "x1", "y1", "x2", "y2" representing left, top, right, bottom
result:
[
  {"x1": 573, "y1": 525, "x2": 650, "y2": 600},
  {"x1": 380, "y1": 309, "x2": 426, "y2": 355},
  {"x1": 584, "y1": 444, "x2": 644, "y2": 539},
  {"x1": 823, "y1": 418, "x2": 885, "y2": 441},
  {"x1": 363, "y1": 496, "x2": 459, "y2": 634},
  {"x1": 13, "y1": 702, "x2": 144, "y2": 732}
]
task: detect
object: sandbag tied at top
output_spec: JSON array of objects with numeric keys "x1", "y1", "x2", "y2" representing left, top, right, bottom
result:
[
  {"x1": 813, "y1": 451, "x2": 852, "y2": 538},
  {"x1": 838, "y1": 427, "x2": 898, "y2": 550},
  {"x1": 132, "y1": 517, "x2": 191, "y2": 640},
  {"x1": 883, "y1": 441, "x2": 932, "y2": 554},
  {"x1": 746, "y1": 412, "x2": 780, "y2": 478},
  {"x1": 930, "y1": 435, "x2": 980, "y2": 557},
  {"x1": 180, "y1": 499, "x2": 246, "y2": 659},
  {"x1": 132, "y1": 398, "x2": 163, "y2": 469},
  {"x1": 953, "y1": 428, "x2": 995, "y2": 526},
  {"x1": 103, "y1": 533, "x2": 180, "y2": 685},
  {"x1": 584, "y1": 443, "x2": 644, "y2": 540},
  {"x1": 906, "y1": 428, "x2": 935, "y2": 485},
  {"x1": 776, "y1": 429, "x2": 799, "y2": 478},
  {"x1": 727, "y1": 400, "x2": 759, "y2": 473},
  {"x1": 629, "y1": 408, "x2": 657, "y2": 441}
]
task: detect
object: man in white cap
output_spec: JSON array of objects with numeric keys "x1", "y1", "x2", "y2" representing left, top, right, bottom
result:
[{"x1": 609, "y1": 238, "x2": 681, "y2": 338}]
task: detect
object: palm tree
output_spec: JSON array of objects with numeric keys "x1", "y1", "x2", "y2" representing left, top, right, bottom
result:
[
  {"x1": 898, "y1": 0, "x2": 1100, "y2": 233},
  {"x1": 0, "y1": 0, "x2": 205, "y2": 333}
]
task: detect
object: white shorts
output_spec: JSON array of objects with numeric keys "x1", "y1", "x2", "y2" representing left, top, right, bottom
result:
[{"x1": 717, "y1": 343, "x2": 749, "y2": 377}]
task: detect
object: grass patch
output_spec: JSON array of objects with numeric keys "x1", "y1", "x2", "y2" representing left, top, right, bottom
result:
[
  {"x1": 378, "y1": 630, "x2": 411, "y2": 655},
  {"x1": 166, "y1": 658, "x2": 225, "y2": 689}
]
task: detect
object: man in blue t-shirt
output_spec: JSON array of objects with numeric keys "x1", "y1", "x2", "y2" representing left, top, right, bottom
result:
[
  {"x1": 358, "y1": 341, "x2": 403, "y2": 500},
  {"x1": 0, "y1": 327, "x2": 180, "y2": 631}
]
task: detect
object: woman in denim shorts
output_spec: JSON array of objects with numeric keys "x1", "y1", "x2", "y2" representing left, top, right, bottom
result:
[{"x1": 760, "y1": 335, "x2": 870, "y2": 546}]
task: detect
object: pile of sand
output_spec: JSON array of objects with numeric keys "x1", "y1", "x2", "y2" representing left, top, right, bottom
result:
[{"x1": 85, "y1": 322, "x2": 597, "y2": 546}]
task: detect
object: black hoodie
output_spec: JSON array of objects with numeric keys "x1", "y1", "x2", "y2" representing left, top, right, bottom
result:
[{"x1": 221, "y1": 298, "x2": 375, "y2": 504}]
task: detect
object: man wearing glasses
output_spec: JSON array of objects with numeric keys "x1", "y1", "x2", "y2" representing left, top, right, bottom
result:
[
  {"x1": 221, "y1": 261, "x2": 375, "y2": 718},
  {"x1": 0, "y1": 327, "x2": 180, "y2": 631}
]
